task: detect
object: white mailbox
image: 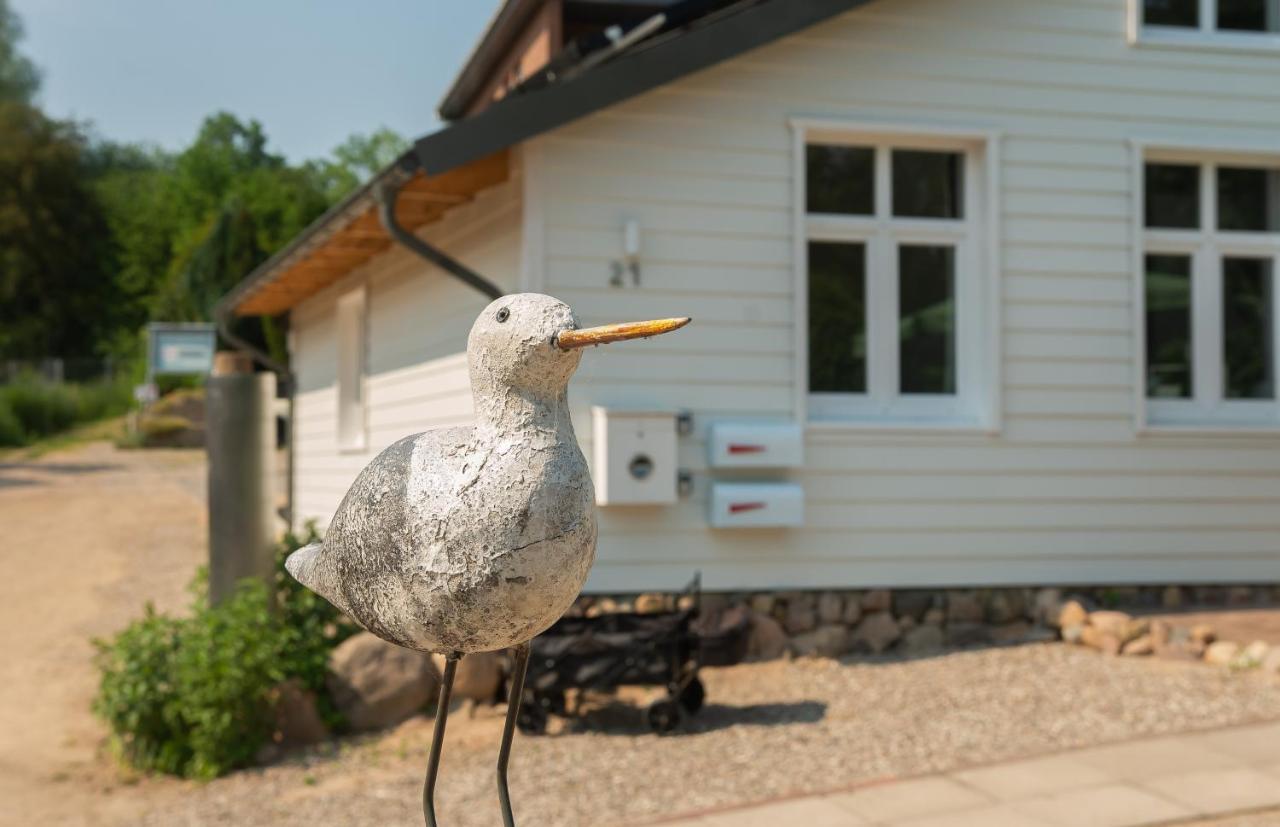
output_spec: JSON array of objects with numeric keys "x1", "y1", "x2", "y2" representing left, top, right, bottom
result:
[
  {"x1": 709, "y1": 482, "x2": 804, "y2": 528},
  {"x1": 592, "y1": 407, "x2": 677, "y2": 506},
  {"x1": 708, "y1": 422, "x2": 803, "y2": 468}
]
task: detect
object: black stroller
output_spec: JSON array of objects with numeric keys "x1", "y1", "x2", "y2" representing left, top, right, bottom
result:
[{"x1": 516, "y1": 575, "x2": 749, "y2": 734}]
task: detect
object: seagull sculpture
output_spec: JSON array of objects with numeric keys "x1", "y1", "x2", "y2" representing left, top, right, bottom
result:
[{"x1": 286, "y1": 292, "x2": 689, "y2": 826}]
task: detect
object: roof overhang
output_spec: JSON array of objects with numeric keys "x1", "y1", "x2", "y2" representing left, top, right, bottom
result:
[{"x1": 221, "y1": 0, "x2": 870, "y2": 318}]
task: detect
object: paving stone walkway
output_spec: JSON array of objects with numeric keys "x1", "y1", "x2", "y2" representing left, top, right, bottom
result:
[{"x1": 657, "y1": 720, "x2": 1280, "y2": 827}]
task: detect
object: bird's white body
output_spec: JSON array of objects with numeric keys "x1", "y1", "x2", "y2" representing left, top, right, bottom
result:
[{"x1": 287, "y1": 294, "x2": 597, "y2": 654}]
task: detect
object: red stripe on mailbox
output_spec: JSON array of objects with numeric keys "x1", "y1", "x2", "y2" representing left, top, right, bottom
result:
[
  {"x1": 728, "y1": 444, "x2": 766, "y2": 454},
  {"x1": 729, "y1": 501, "x2": 766, "y2": 514}
]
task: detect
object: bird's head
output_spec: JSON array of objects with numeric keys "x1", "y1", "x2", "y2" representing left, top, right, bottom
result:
[{"x1": 467, "y1": 293, "x2": 690, "y2": 397}]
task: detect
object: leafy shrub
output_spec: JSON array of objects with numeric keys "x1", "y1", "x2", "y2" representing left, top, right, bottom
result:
[
  {"x1": 93, "y1": 524, "x2": 356, "y2": 779},
  {"x1": 0, "y1": 374, "x2": 134, "y2": 446}
]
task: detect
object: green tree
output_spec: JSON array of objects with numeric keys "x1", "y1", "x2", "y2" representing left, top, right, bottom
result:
[
  {"x1": 0, "y1": 0, "x2": 38, "y2": 103},
  {"x1": 0, "y1": 102, "x2": 115, "y2": 359},
  {"x1": 311, "y1": 127, "x2": 409, "y2": 202}
]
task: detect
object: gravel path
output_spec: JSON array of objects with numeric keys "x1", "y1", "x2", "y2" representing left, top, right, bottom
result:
[{"x1": 117, "y1": 644, "x2": 1280, "y2": 827}]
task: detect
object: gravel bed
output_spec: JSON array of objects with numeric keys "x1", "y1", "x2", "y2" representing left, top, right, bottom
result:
[{"x1": 102, "y1": 642, "x2": 1280, "y2": 827}]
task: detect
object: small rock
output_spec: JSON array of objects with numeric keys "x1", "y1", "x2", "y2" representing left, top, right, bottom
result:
[
  {"x1": 1056, "y1": 600, "x2": 1088, "y2": 630},
  {"x1": 1121, "y1": 635, "x2": 1154, "y2": 656},
  {"x1": 1150, "y1": 619, "x2": 1172, "y2": 650},
  {"x1": 635, "y1": 593, "x2": 667, "y2": 614},
  {"x1": 947, "y1": 591, "x2": 984, "y2": 624},
  {"x1": 892, "y1": 591, "x2": 935, "y2": 622},
  {"x1": 861, "y1": 589, "x2": 892, "y2": 613},
  {"x1": 431, "y1": 650, "x2": 504, "y2": 705},
  {"x1": 328, "y1": 632, "x2": 440, "y2": 732},
  {"x1": 585, "y1": 596, "x2": 619, "y2": 618},
  {"x1": 676, "y1": 594, "x2": 696, "y2": 612},
  {"x1": 749, "y1": 593, "x2": 776, "y2": 615},
  {"x1": 922, "y1": 608, "x2": 945, "y2": 627},
  {"x1": 746, "y1": 610, "x2": 789, "y2": 660},
  {"x1": 784, "y1": 598, "x2": 818, "y2": 635},
  {"x1": 898, "y1": 615, "x2": 918, "y2": 633},
  {"x1": 1161, "y1": 586, "x2": 1184, "y2": 609},
  {"x1": 1087, "y1": 610, "x2": 1132, "y2": 638},
  {"x1": 1204, "y1": 640, "x2": 1242, "y2": 666},
  {"x1": 1061, "y1": 623, "x2": 1085, "y2": 645},
  {"x1": 985, "y1": 591, "x2": 1026, "y2": 625},
  {"x1": 1190, "y1": 624, "x2": 1217, "y2": 646},
  {"x1": 850, "y1": 612, "x2": 901, "y2": 654},
  {"x1": 842, "y1": 599, "x2": 863, "y2": 626},
  {"x1": 269, "y1": 679, "x2": 329, "y2": 748},
  {"x1": 791, "y1": 624, "x2": 848, "y2": 658},
  {"x1": 901, "y1": 624, "x2": 944, "y2": 654},
  {"x1": 946, "y1": 623, "x2": 992, "y2": 647},
  {"x1": 816, "y1": 591, "x2": 844, "y2": 625},
  {"x1": 1032, "y1": 588, "x2": 1062, "y2": 626}
]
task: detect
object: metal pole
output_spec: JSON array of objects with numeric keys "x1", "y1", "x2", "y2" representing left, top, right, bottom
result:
[
  {"x1": 497, "y1": 641, "x2": 532, "y2": 827},
  {"x1": 424, "y1": 652, "x2": 462, "y2": 827},
  {"x1": 206, "y1": 352, "x2": 276, "y2": 604}
]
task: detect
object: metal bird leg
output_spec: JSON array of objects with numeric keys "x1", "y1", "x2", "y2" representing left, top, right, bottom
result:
[
  {"x1": 497, "y1": 641, "x2": 532, "y2": 827},
  {"x1": 424, "y1": 651, "x2": 462, "y2": 827}
]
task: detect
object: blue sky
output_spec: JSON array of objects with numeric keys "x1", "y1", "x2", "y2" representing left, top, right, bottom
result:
[{"x1": 11, "y1": 0, "x2": 497, "y2": 162}]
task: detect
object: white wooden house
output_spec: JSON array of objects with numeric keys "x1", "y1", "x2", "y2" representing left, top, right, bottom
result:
[{"x1": 221, "y1": 0, "x2": 1280, "y2": 593}]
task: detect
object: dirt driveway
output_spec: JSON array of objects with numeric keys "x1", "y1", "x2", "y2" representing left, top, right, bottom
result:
[{"x1": 0, "y1": 442, "x2": 206, "y2": 826}]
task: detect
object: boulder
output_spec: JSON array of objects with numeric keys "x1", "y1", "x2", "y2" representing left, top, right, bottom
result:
[
  {"x1": 635, "y1": 593, "x2": 667, "y2": 614},
  {"x1": 1204, "y1": 640, "x2": 1242, "y2": 667},
  {"x1": 1121, "y1": 635, "x2": 1155, "y2": 656},
  {"x1": 989, "y1": 620, "x2": 1033, "y2": 644},
  {"x1": 861, "y1": 589, "x2": 892, "y2": 613},
  {"x1": 842, "y1": 599, "x2": 864, "y2": 626},
  {"x1": 1190, "y1": 624, "x2": 1217, "y2": 646},
  {"x1": 1080, "y1": 625, "x2": 1122, "y2": 656},
  {"x1": 430, "y1": 650, "x2": 504, "y2": 704},
  {"x1": 1161, "y1": 586, "x2": 1184, "y2": 609},
  {"x1": 749, "y1": 593, "x2": 776, "y2": 615},
  {"x1": 892, "y1": 591, "x2": 935, "y2": 622},
  {"x1": 1233, "y1": 640, "x2": 1271, "y2": 669},
  {"x1": 898, "y1": 615, "x2": 918, "y2": 633},
  {"x1": 1032, "y1": 588, "x2": 1063, "y2": 626},
  {"x1": 586, "y1": 597, "x2": 619, "y2": 618},
  {"x1": 791, "y1": 624, "x2": 848, "y2": 658},
  {"x1": 947, "y1": 591, "x2": 984, "y2": 624},
  {"x1": 985, "y1": 591, "x2": 1026, "y2": 625},
  {"x1": 817, "y1": 592, "x2": 844, "y2": 625},
  {"x1": 1061, "y1": 623, "x2": 1086, "y2": 645},
  {"x1": 269, "y1": 679, "x2": 329, "y2": 748},
  {"x1": 328, "y1": 632, "x2": 439, "y2": 732},
  {"x1": 922, "y1": 608, "x2": 945, "y2": 627},
  {"x1": 747, "y1": 610, "x2": 789, "y2": 660},
  {"x1": 784, "y1": 596, "x2": 818, "y2": 635},
  {"x1": 1056, "y1": 599, "x2": 1089, "y2": 629},
  {"x1": 1087, "y1": 610, "x2": 1132, "y2": 638},
  {"x1": 901, "y1": 624, "x2": 944, "y2": 654},
  {"x1": 850, "y1": 612, "x2": 901, "y2": 654}
]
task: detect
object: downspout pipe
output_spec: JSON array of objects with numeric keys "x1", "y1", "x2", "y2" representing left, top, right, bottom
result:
[
  {"x1": 374, "y1": 178, "x2": 504, "y2": 301},
  {"x1": 213, "y1": 296, "x2": 295, "y2": 530}
]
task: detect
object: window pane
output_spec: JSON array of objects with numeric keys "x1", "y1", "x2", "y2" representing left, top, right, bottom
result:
[
  {"x1": 1145, "y1": 163, "x2": 1200, "y2": 229},
  {"x1": 806, "y1": 144, "x2": 874, "y2": 215},
  {"x1": 1143, "y1": 0, "x2": 1198, "y2": 26},
  {"x1": 1218, "y1": 0, "x2": 1277, "y2": 31},
  {"x1": 1145, "y1": 254, "x2": 1194, "y2": 399},
  {"x1": 892, "y1": 150, "x2": 964, "y2": 219},
  {"x1": 1223, "y1": 257, "x2": 1275, "y2": 400},
  {"x1": 1217, "y1": 166, "x2": 1280, "y2": 232},
  {"x1": 808, "y1": 242, "x2": 867, "y2": 393},
  {"x1": 899, "y1": 245, "x2": 956, "y2": 395}
]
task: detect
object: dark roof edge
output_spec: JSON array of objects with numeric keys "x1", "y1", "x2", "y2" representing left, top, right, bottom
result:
[
  {"x1": 218, "y1": 151, "x2": 420, "y2": 316},
  {"x1": 438, "y1": 0, "x2": 543, "y2": 122},
  {"x1": 416, "y1": 0, "x2": 868, "y2": 175}
]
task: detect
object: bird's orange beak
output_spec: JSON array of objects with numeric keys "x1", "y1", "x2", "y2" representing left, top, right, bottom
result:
[{"x1": 555, "y1": 317, "x2": 691, "y2": 350}]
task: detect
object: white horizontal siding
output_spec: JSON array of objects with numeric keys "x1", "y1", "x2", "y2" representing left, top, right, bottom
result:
[
  {"x1": 291, "y1": 178, "x2": 522, "y2": 527},
  {"x1": 529, "y1": 0, "x2": 1280, "y2": 590}
]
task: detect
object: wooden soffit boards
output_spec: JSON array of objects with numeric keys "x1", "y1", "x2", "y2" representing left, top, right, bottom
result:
[{"x1": 233, "y1": 149, "x2": 510, "y2": 316}]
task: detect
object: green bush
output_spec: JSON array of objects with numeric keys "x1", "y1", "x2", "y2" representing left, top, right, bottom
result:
[
  {"x1": 0, "y1": 374, "x2": 134, "y2": 446},
  {"x1": 93, "y1": 524, "x2": 357, "y2": 779}
]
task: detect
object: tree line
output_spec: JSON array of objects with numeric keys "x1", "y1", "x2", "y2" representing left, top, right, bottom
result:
[{"x1": 0, "y1": 0, "x2": 406, "y2": 373}]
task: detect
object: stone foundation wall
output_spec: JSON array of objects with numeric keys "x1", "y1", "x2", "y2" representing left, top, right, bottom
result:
[{"x1": 570, "y1": 584, "x2": 1280, "y2": 660}]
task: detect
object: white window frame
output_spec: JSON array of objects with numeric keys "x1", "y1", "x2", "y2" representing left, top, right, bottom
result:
[
  {"x1": 1128, "y1": 0, "x2": 1280, "y2": 53},
  {"x1": 790, "y1": 117, "x2": 1001, "y2": 433},
  {"x1": 335, "y1": 283, "x2": 368, "y2": 451},
  {"x1": 1131, "y1": 140, "x2": 1280, "y2": 433}
]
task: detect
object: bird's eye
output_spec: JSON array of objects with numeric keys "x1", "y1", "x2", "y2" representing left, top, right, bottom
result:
[{"x1": 496, "y1": 307, "x2": 510, "y2": 323}]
